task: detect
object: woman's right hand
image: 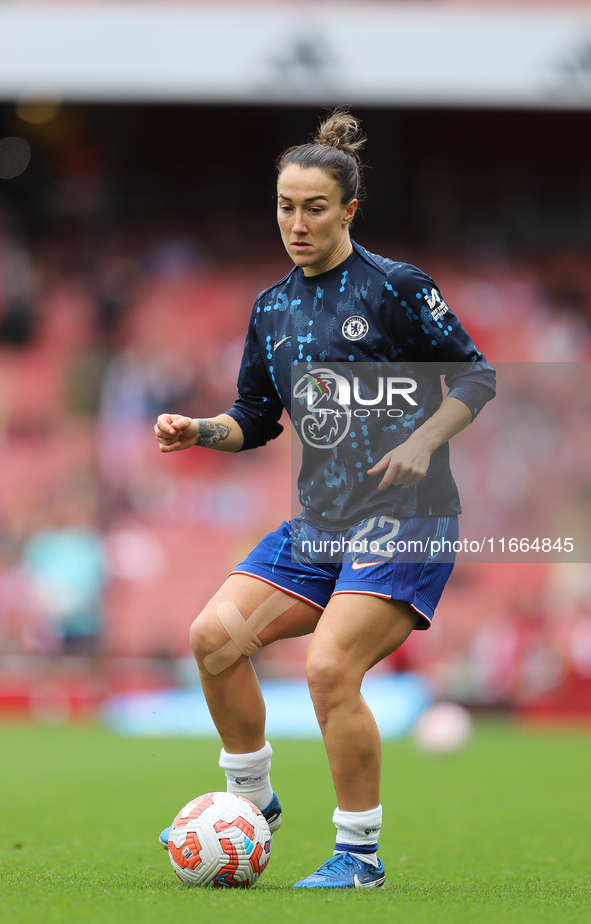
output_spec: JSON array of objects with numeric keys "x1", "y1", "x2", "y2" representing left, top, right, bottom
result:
[{"x1": 154, "y1": 414, "x2": 199, "y2": 452}]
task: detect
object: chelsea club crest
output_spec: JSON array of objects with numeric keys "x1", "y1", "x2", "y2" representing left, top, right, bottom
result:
[{"x1": 342, "y1": 316, "x2": 369, "y2": 341}]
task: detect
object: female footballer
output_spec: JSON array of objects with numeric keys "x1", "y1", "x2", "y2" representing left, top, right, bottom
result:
[{"x1": 154, "y1": 110, "x2": 496, "y2": 888}]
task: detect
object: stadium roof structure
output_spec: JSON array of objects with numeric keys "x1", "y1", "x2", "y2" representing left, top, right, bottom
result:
[{"x1": 0, "y1": 2, "x2": 591, "y2": 108}]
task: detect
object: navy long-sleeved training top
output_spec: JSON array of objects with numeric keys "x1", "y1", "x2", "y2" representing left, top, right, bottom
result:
[{"x1": 225, "y1": 240, "x2": 496, "y2": 528}]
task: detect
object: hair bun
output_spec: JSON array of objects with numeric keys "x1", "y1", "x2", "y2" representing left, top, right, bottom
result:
[
  {"x1": 314, "y1": 109, "x2": 365, "y2": 160},
  {"x1": 277, "y1": 109, "x2": 365, "y2": 203}
]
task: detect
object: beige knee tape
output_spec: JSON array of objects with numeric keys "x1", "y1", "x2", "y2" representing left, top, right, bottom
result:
[{"x1": 203, "y1": 591, "x2": 298, "y2": 675}]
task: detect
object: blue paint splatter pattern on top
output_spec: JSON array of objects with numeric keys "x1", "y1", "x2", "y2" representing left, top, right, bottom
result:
[{"x1": 225, "y1": 240, "x2": 496, "y2": 527}]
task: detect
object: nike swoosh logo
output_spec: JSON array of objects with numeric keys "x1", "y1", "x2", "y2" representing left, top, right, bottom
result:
[
  {"x1": 274, "y1": 336, "x2": 291, "y2": 351},
  {"x1": 351, "y1": 561, "x2": 381, "y2": 570},
  {"x1": 354, "y1": 872, "x2": 385, "y2": 888}
]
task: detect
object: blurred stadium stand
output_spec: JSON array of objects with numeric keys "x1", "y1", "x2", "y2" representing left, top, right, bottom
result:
[{"x1": 0, "y1": 1, "x2": 590, "y2": 724}]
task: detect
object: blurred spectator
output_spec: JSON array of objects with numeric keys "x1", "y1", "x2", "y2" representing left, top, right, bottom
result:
[
  {"x1": 144, "y1": 236, "x2": 205, "y2": 280},
  {"x1": 22, "y1": 525, "x2": 106, "y2": 655},
  {"x1": 0, "y1": 227, "x2": 36, "y2": 347},
  {"x1": 95, "y1": 255, "x2": 140, "y2": 345},
  {"x1": 471, "y1": 607, "x2": 562, "y2": 705},
  {"x1": 98, "y1": 347, "x2": 197, "y2": 487},
  {"x1": 566, "y1": 613, "x2": 591, "y2": 680}
]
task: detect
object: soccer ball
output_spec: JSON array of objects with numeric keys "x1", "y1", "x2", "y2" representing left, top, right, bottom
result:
[
  {"x1": 412, "y1": 702, "x2": 473, "y2": 754},
  {"x1": 166, "y1": 791, "x2": 272, "y2": 888}
]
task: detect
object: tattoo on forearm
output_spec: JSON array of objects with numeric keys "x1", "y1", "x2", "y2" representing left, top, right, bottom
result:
[{"x1": 195, "y1": 419, "x2": 231, "y2": 447}]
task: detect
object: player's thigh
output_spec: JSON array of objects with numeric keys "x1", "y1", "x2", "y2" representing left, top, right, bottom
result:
[
  {"x1": 190, "y1": 573, "x2": 321, "y2": 662},
  {"x1": 306, "y1": 592, "x2": 418, "y2": 688}
]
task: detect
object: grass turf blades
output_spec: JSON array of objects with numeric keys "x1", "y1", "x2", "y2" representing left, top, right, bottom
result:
[{"x1": 0, "y1": 723, "x2": 590, "y2": 923}]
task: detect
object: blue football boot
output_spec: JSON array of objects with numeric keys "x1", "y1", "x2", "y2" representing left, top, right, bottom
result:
[
  {"x1": 261, "y1": 791, "x2": 282, "y2": 834},
  {"x1": 293, "y1": 852, "x2": 385, "y2": 889},
  {"x1": 158, "y1": 824, "x2": 172, "y2": 848},
  {"x1": 159, "y1": 791, "x2": 282, "y2": 847}
]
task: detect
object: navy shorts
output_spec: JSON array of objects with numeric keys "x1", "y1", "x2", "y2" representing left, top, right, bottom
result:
[{"x1": 230, "y1": 515, "x2": 459, "y2": 629}]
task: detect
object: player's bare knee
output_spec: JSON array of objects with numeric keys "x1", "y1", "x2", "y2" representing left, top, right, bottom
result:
[{"x1": 305, "y1": 650, "x2": 345, "y2": 704}]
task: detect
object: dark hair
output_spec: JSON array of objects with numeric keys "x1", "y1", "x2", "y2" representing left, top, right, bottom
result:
[{"x1": 276, "y1": 109, "x2": 366, "y2": 204}]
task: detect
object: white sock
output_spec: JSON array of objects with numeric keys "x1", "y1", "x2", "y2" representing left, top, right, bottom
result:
[
  {"x1": 332, "y1": 805, "x2": 382, "y2": 867},
  {"x1": 219, "y1": 741, "x2": 273, "y2": 811}
]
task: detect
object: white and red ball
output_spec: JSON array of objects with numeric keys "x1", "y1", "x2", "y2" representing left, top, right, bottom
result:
[
  {"x1": 412, "y1": 701, "x2": 473, "y2": 754},
  {"x1": 167, "y1": 791, "x2": 272, "y2": 888}
]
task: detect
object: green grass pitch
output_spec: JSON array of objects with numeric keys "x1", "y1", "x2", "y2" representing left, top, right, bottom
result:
[{"x1": 1, "y1": 721, "x2": 590, "y2": 923}]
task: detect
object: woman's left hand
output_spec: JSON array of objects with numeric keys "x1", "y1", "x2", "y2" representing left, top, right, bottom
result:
[{"x1": 367, "y1": 439, "x2": 432, "y2": 490}]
